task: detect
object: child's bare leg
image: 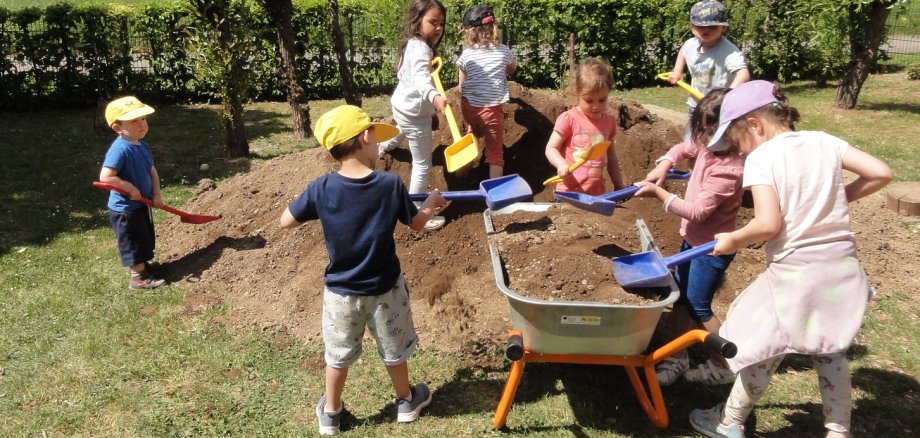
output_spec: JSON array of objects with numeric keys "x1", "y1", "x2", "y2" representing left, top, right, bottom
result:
[
  {"x1": 324, "y1": 365, "x2": 349, "y2": 412},
  {"x1": 814, "y1": 353, "x2": 852, "y2": 436},
  {"x1": 489, "y1": 164, "x2": 503, "y2": 179},
  {"x1": 386, "y1": 361, "x2": 411, "y2": 400}
]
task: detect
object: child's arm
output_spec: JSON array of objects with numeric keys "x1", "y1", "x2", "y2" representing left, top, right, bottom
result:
[
  {"x1": 713, "y1": 185, "x2": 781, "y2": 255},
  {"x1": 841, "y1": 146, "x2": 893, "y2": 202},
  {"x1": 458, "y1": 68, "x2": 466, "y2": 95},
  {"x1": 279, "y1": 207, "x2": 302, "y2": 229},
  {"x1": 99, "y1": 166, "x2": 142, "y2": 200},
  {"x1": 410, "y1": 189, "x2": 447, "y2": 231},
  {"x1": 544, "y1": 131, "x2": 570, "y2": 178},
  {"x1": 150, "y1": 165, "x2": 163, "y2": 207},
  {"x1": 729, "y1": 67, "x2": 751, "y2": 88},
  {"x1": 506, "y1": 58, "x2": 517, "y2": 76},
  {"x1": 605, "y1": 144, "x2": 626, "y2": 190},
  {"x1": 636, "y1": 168, "x2": 740, "y2": 222},
  {"x1": 667, "y1": 49, "x2": 686, "y2": 84}
]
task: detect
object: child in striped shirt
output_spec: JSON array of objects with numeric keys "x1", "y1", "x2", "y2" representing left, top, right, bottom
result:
[{"x1": 457, "y1": 4, "x2": 516, "y2": 179}]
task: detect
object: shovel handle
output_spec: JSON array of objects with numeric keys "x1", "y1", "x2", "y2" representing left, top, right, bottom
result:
[
  {"x1": 656, "y1": 72, "x2": 704, "y2": 100},
  {"x1": 410, "y1": 190, "x2": 483, "y2": 202},
  {"x1": 93, "y1": 181, "x2": 156, "y2": 208},
  {"x1": 542, "y1": 158, "x2": 587, "y2": 186},
  {"x1": 661, "y1": 240, "x2": 717, "y2": 268},
  {"x1": 429, "y1": 57, "x2": 464, "y2": 142}
]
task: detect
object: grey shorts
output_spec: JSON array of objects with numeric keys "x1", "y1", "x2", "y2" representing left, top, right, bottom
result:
[{"x1": 322, "y1": 275, "x2": 418, "y2": 368}]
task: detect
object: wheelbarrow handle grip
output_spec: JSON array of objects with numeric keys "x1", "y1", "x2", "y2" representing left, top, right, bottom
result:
[
  {"x1": 506, "y1": 330, "x2": 524, "y2": 361},
  {"x1": 661, "y1": 240, "x2": 717, "y2": 267},
  {"x1": 409, "y1": 190, "x2": 484, "y2": 202},
  {"x1": 704, "y1": 333, "x2": 738, "y2": 359}
]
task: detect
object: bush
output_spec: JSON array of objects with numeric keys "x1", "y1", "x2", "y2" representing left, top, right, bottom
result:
[{"x1": 907, "y1": 64, "x2": 920, "y2": 80}]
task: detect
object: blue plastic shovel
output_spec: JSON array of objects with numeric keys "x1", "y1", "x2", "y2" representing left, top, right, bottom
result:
[
  {"x1": 409, "y1": 174, "x2": 532, "y2": 211},
  {"x1": 612, "y1": 240, "x2": 717, "y2": 288},
  {"x1": 554, "y1": 169, "x2": 690, "y2": 216}
]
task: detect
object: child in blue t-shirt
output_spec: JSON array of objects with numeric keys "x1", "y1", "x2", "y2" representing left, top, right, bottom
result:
[
  {"x1": 280, "y1": 105, "x2": 447, "y2": 435},
  {"x1": 667, "y1": 0, "x2": 750, "y2": 115},
  {"x1": 99, "y1": 96, "x2": 165, "y2": 290}
]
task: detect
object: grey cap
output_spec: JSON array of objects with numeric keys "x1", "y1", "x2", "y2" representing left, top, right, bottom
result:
[{"x1": 690, "y1": 0, "x2": 729, "y2": 27}]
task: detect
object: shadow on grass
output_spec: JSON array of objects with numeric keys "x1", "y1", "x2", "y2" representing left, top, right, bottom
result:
[
  {"x1": 0, "y1": 103, "x2": 294, "y2": 257},
  {"x1": 856, "y1": 101, "x2": 920, "y2": 115}
]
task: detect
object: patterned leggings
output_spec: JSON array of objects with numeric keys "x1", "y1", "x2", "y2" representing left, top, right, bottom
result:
[{"x1": 723, "y1": 352, "x2": 851, "y2": 433}]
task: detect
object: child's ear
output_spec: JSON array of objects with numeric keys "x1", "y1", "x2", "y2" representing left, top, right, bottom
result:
[{"x1": 360, "y1": 128, "x2": 374, "y2": 146}]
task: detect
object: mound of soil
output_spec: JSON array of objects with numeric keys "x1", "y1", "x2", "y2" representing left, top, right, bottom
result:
[{"x1": 158, "y1": 83, "x2": 920, "y2": 359}]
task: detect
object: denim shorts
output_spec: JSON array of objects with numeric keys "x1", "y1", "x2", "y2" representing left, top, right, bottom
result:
[
  {"x1": 674, "y1": 240, "x2": 735, "y2": 322},
  {"x1": 108, "y1": 206, "x2": 155, "y2": 267},
  {"x1": 322, "y1": 275, "x2": 418, "y2": 368}
]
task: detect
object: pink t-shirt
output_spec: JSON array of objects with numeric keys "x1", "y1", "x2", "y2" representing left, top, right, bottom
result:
[
  {"x1": 552, "y1": 107, "x2": 617, "y2": 195},
  {"x1": 743, "y1": 131, "x2": 855, "y2": 262},
  {"x1": 663, "y1": 141, "x2": 744, "y2": 247}
]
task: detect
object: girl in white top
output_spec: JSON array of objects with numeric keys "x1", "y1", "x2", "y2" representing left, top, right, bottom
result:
[
  {"x1": 688, "y1": 80, "x2": 893, "y2": 438},
  {"x1": 379, "y1": 0, "x2": 448, "y2": 231}
]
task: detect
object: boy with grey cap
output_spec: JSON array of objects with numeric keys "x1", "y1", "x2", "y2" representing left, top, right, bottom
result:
[{"x1": 666, "y1": 0, "x2": 750, "y2": 116}]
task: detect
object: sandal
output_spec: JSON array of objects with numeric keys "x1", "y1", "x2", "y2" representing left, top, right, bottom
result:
[
  {"x1": 684, "y1": 359, "x2": 736, "y2": 386},
  {"x1": 655, "y1": 351, "x2": 689, "y2": 387}
]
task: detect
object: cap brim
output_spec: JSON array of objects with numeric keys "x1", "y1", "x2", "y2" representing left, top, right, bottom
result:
[
  {"x1": 372, "y1": 123, "x2": 399, "y2": 143},
  {"x1": 114, "y1": 106, "x2": 155, "y2": 124},
  {"x1": 691, "y1": 20, "x2": 728, "y2": 26},
  {"x1": 707, "y1": 121, "x2": 731, "y2": 151}
]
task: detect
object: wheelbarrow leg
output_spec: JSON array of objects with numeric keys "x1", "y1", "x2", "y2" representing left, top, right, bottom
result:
[
  {"x1": 624, "y1": 366, "x2": 669, "y2": 428},
  {"x1": 494, "y1": 330, "x2": 527, "y2": 429}
]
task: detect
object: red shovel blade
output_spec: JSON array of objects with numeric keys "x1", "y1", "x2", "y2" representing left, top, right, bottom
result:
[{"x1": 93, "y1": 182, "x2": 221, "y2": 224}]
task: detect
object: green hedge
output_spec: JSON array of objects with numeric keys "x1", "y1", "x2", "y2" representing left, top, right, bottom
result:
[{"x1": 0, "y1": 0, "x2": 866, "y2": 108}]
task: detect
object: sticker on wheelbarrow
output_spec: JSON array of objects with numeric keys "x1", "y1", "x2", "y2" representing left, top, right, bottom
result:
[{"x1": 561, "y1": 315, "x2": 601, "y2": 325}]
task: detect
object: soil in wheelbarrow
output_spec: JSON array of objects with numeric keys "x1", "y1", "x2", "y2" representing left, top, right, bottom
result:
[
  {"x1": 155, "y1": 82, "x2": 918, "y2": 360},
  {"x1": 488, "y1": 205, "x2": 667, "y2": 305}
]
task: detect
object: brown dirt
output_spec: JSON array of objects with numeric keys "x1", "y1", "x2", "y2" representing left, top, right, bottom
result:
[{"x1": 158, "y1": 83, "x2": 920, "y2": 358}]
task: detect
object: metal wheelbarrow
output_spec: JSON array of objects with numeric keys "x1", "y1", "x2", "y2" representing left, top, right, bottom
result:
[{"x1": 484, "y1": 203, "x2": 735, "y2": 429}]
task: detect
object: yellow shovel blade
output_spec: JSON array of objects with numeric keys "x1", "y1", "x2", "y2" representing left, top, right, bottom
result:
[{"x1": 444, "y1": 133, "x2": 478, "y2": 173}]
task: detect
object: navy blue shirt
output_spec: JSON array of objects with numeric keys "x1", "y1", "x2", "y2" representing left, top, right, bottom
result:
[
  {"x1": 102, "y1": 137, "x2": 155, "y2": 212},
  {"x1": 287, "y1": 171, "x2": 418, "y2": 296}
]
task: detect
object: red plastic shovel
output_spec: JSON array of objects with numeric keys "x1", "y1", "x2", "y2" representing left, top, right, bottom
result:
[{"x1": 93, "y1": 181, "x2": 221, "y2": 224}]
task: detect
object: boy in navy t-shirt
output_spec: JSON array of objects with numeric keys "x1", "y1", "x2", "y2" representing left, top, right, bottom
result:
[{"x1": 280, "y1": 105, "x2": 446, "y2": 435}]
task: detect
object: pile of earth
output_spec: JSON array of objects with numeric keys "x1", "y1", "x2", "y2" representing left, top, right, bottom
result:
[{"x1": 157, "y1": 82, "x2": 920, "y2": 360}]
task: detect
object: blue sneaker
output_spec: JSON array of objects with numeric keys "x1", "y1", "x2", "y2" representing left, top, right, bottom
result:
[
  {"x1": 316, "y1": 394, "x2": 346, "y2": 435},
  {"x1": 689, "y1": 403, "x2": 745, "y2": 438},
  {"x1": 396, "y1": 383, "x2": 433, "y2": 423}
]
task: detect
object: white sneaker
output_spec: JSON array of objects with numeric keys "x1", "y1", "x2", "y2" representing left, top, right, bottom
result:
[
  {"x1": 423, "y1": 215, "x2": 446, "y2": 231},
  {"x1": 684, "y1": 359, "x2": 736, "y2": 386},
  {"x1": 655, "y1": 351, "x2": 690, "y2": 387}
]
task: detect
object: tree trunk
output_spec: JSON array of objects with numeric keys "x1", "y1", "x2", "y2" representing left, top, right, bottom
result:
[
  {"x1": 328, "y1": 0, "x2": 361, "y2": 106},
  {"x1": 262, "y1": 0, "x2": 311, "y2": 139},
  {"x1": 225, "y1": 97, "x2": 249, "y2": 158},
  {"x1": 835, "y1": 1, "x2": 895, "y2": 109}
]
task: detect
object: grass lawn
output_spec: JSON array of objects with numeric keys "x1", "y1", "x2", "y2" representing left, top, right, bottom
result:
[{"x1": 1, "y1": 73, "x2": 918, "y2": 437}]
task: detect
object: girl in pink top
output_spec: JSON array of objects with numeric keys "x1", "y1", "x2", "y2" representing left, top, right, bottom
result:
[
  {"x1": 688, "y1": 80, "x2": 892, "y2": 438},
  {"x1": 635, "y1": 88, "x2": 742, "y2": 387},
  {"x1": 545, "y1": 58, "x2": 625, "y2": 195}
]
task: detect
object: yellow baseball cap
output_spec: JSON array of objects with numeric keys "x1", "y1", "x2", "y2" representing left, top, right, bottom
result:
[
  {"x1": 314, "y1": 105, "x2": 399, "y2": 151},
  {"x1": 105, "y1": 96, "x2": 155, "y2": 126}
]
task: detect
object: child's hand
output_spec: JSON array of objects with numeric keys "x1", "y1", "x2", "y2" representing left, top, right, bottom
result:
[
  {"x1": 555, "y1": 164, "x2": 569, "y2": 178},
  {"x1": 713, "y1": 232, "x2": 739, "y2": 256},
  {"x1": 644, "y1": 165, "x2": 671, "y2": 185},
  {"x1": 127, "y1": 187, "x2": 142, "y2": 201},
  {"x1": 632, "y1": 181, "x2": 661, "y2": 198},
  {"x1": 151, "y1": 194, "x2": 164, "y2": 208},
  {"x1": 424, "y1": 189, "x2": 448, "y2": 209},
  {"x1": 433, "y1": 95, "x2": 447, "y2": 113},
  {"x1": 666, "y1": 71, "x2": 682, "y2": 84}
]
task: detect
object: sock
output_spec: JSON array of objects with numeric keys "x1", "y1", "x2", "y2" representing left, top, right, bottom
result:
[
  {"x1": 324, "y1": 402, "x2": 343, "y2": 415},
  {"x1": 401, "y1": 391, "x2": 413, "y2": 402}
]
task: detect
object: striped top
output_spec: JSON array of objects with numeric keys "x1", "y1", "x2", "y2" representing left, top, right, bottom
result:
[{"x1": 457, "y1": 44, "x2": 515, "y2": 107}]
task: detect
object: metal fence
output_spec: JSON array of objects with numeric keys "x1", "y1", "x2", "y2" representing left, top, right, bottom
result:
[{"x1": 884, "y1": 2, "x2": 920, "y2": 65}]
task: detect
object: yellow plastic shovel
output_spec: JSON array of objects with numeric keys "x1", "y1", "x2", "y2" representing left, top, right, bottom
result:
[
  {"x1": 430, "y1": 57, "x2": 478, "y2": 173},
  {"x1": 656, "y1": 72, "x2": 704, "y2": 100},
  {"x1": 543, "y1": 140, "x2": 611, "y2": 186}
]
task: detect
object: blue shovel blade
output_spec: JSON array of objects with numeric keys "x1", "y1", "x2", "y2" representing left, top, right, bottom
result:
[
  {"x1": 554, "y1": 191, "x2": 616, "y2": 215},
  {"x1": 481, "y1": 174, "x2": 533, "y2": 210},
  {"x1": 611, "y1": 252, "x2": 672, "y2": 288}
]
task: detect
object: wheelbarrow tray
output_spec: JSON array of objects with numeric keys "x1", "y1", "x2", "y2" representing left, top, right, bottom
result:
[{"x1": 484, "y1": 203, "x2": 679, "y2": 356}]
